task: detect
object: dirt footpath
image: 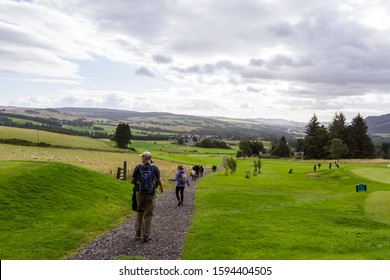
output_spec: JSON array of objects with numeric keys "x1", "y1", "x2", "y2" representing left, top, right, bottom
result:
[{"x1": 71, "y1": 177, "x2": 199, "y2": 260}]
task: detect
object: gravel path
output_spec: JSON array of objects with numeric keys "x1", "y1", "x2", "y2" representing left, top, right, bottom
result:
[{"x1": 71, "y1": 176, "x2": 200, "y2": 260}]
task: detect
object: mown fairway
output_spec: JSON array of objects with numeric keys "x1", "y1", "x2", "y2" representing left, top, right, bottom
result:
[
  {"x1": 182, "y1": 159, "x2": 390, "y2": 259},
  {"x1": 0, "y1": 161, "x2": 133, "y2": 259}
]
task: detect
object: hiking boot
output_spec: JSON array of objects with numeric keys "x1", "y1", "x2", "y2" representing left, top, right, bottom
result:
[
  {"x1": 143, "y1": 235, "x2": 151, "y2": 243},
  {"x1": 178, "y1": 201, "x2": 181, "y2": 206},
  {"x1": 179, "y1": 201, "x2": 183, "y2": 206},
  {"x1": 133, "y1": 232, "x2": 141, "y2": 241}
]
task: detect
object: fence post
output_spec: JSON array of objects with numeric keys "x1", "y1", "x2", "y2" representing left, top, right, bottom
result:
[
  {"x1": 116, "y1": 167, "x2": 122, "y2": 179},
  {"x1": 123, "y1": 161, "x2": 127, "y2": 180}
]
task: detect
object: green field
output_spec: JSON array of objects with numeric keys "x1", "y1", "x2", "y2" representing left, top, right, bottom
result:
[
  {"x1": 0, "y1": 126, "x2": 118, "y2": 151},
  {"x1": 132, "y1": 140, "x2": 235, "y2": 167},
  {"x1": 351, "y1": 167, "x2": 390, "y2": 184},
  {"x1": 10, "y1": 117, "x2": 44, "y2": 126},
  {"x1": 0, "y1": 161, "x2": 133, "y2": 259},
  {"x1": 182, "y1": 159, "x2": 390, "y2": 259}
]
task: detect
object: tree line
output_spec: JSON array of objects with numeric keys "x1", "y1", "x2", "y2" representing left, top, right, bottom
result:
[{"x1": 300, "y1": 112, "x2": 375, "y2": 159}]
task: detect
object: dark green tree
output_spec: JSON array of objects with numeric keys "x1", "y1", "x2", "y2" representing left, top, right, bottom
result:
[
  {"x1": 330, "y1": 138, "x2": 349, "y2": 159},
  {"x1": 305, "y1": 114, "x2": 320, "y2": 136},
  {"x1": 271, "y1": 137, "x2": 292, "y2": 157},
  {"x1": 329, "y1": 112, "x2": 348, "y2": 144},
  {"x1": 238, "y1": 140, "x2": 252, "y2": 158},
  {"x1": 113, "y1": 123, "x2": 132, "y2": 148},
  {"x1": 349, "y1": 113, "x2": 375, "y2": 158},
  {"x1": 251, "y1": 141, "x2": 265, "y2": 156},
  {"x1": 381, "y1": 142, "x2": 390, "y2": 159},
  {"x1": 303, "y1": 114, "x2": 329, "y2": 159},
  {"x1": 238, "y1": 140, "x2": 265, "y2": 158}
]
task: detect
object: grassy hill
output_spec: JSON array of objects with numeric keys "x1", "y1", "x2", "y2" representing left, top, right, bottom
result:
[
  {"x1": 0, "y1": 126, "x2": 119, "y2": 151},
  {"x1": 0, "y1": 161, "x2": 133, "y2": 259}
]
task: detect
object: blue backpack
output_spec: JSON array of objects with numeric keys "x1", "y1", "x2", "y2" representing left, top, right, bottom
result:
[{"x1": 139, "y1": 163, "x2": 155, "y2": 194}]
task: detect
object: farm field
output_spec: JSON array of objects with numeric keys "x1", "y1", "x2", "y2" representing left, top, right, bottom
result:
[
  {"x1": 0, "y1": 126, "x2": 203, "y2": 177},
  {"x1": 182, "y1": 159, "x2": 390, "y2": 259},
  {"x1": 0, "y1": 126, "x2": 117, "y2": 151}
]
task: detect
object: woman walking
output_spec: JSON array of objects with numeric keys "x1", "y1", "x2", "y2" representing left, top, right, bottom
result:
[{"x1": 169, "y1": 165, "x2": 190, "y2": 206}]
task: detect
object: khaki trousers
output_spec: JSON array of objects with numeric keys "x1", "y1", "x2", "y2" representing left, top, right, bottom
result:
[{"x1": 135, "y1": 191, "x2": 155, "y2": 237}]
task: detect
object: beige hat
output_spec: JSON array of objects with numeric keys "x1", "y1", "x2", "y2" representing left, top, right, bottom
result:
[{"x1": 139, "y1": 151, "x2": 152, "y2": 158}]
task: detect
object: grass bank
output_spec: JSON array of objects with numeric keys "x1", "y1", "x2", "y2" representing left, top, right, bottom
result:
[{"x1": 0, "y1": 161, "x2": 133, "y2": 259}]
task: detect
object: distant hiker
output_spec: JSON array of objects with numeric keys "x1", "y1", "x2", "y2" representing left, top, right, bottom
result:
[
  {"x1": 190, "y1": 169, "x2": 196, "y2": 180},
  {"x1": 314, "y1": 164, "x2": 317, "y2": 173},
  {"x1": 131, "y1": 151, "x2": 163, "y2": 243},
  {"x1": 336, "y1": 163, "x2": 340, "y2": 168},
  {"x1": 289, "y1": 168, "x2": 293, "y2": 174},
  {"x1": 193, "y1": 165, "x2": 200, "y2": 178},
  {"x1": 318, "y1": 163, "x2": 321, "y2": 169},
  {"x1": 212, "y1": 165, "x2": 217, "y2": 172},
  {"x1": 199, "y1": 165, "x2": 204, "y2": 177},
  {"x1": 169, "y1": 165, "x2": 190, "y2": 206},
  {"x1": 329, "y1": 163, "x2": 332, "y2": 169}
]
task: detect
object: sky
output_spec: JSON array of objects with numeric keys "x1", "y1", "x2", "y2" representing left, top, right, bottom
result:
[{"x1": 1, "y1": 0, "x2": 390, "y2": 123}]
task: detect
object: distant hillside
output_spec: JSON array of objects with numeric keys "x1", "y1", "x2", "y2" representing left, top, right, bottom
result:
[
  {"x1": 57, "y1": 107, "x2": 180, "y2": 119},
  {"x1": 56, "y1": 107, "x2": 307, "y2": 138},
  {"x1": 366, "y1": 113, "x2": 390, "y2": 136},
  {"x1": 0, "y1": 106, "x2": 306, "y2": 139}
]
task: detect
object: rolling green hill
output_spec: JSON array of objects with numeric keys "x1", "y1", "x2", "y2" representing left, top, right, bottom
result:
[
  {"x1": 0, "y1": 161, "x2": 133, "y2": 259},
  {"x1": 0, "y1": 126, "x2": 119, "y2": 151}
]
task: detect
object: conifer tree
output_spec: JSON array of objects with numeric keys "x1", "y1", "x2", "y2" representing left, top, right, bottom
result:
[
  {"x1": 329, "y1": 112, "x2": 348, "y2": 144},
  {"x1": 271, "y1": 136, "x2": 292, "y2": 157},
  {"x1": 113, "y1": 123, "x2": 132, "y2": 148},
  {"x1": 303, "y1": 114, "x2": 329, "y2": 159},
  {"x1": 349, "y1": 113, "x2": 375, "y2": 158}
]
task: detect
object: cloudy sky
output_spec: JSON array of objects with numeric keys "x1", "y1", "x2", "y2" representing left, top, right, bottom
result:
[{"x1": 1, "y1": 0, "x2": 390, "y2": 122}]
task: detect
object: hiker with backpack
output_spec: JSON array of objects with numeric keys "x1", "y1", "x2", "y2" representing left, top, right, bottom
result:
[
  {"x1": 169, "y1": 165, "x2": 190, "y2": 206},
  {"x1": 131, "y1": 151, "x2": 163, "y2": 243}
]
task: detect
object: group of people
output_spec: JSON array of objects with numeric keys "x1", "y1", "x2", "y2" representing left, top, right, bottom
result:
[
  {"x1": 313, "y1": 162, "x2": 340, "y2": 172},
  {"x1": 190, "y1": 165, "x2": 204, "y2": 180},
  {"x1": 131, "y1": 151, "x2": 217, "y2": 243}
]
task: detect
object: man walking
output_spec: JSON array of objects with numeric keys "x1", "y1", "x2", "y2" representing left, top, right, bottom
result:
[{"x1": 131, "y1": 151, "x2": 163, "y2": 243}]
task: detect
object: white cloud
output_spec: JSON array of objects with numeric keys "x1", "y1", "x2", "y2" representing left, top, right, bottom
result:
[{"x1": 2, "y1": 0, "x2": 390, "y2": 121}]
